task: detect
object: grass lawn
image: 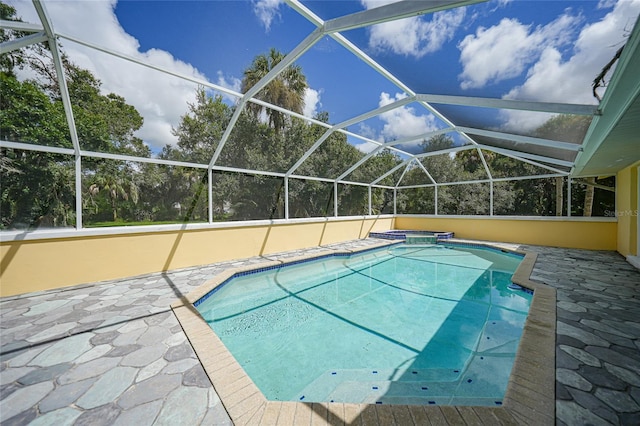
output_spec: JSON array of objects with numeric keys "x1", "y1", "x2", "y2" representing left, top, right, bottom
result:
[{"x1": 85, "y1": 220, "x2": 207, "y2": 228}]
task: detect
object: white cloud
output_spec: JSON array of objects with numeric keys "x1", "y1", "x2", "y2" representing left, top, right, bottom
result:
[
  {"x1": 252, "y1": 0, "x2": 284, "y2": 31},
  {"x1": 458, "y1": 13, "x2": 579, "y2": 89},
  {"x1": 357, "y1": 123, "x2": 379, "y2": 141},
  {"x1": 216, "y1": 71, "x2": 242, "y2": 94},
  {"x1": 303, "y1": 87, "x2": 322, "y2": 119},
  {"x1": 598, "y1": 0, "x2": 618, "y2": 9},
  {"x1": 354, "y1": 140, "x2": 380, "y2": 154},
  {"x1": 500, "y1": 0, "x2": 640, "y2": 131},
  {"x1": 216, "y1": 71, "x2": 242, "y2": 103},
  {"x1": 8, "y1": 0, "x2": 212, "y2": 151},
  {"x1": 378, "y1": 92, "x2": 439, "y2": 141},
  {"x1": 362, "y1": 0, "x2": 466, "y2": 58}
]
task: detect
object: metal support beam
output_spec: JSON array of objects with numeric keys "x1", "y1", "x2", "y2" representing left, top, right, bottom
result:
[
  {"x1": 396, "y1": 160, "x2": 413, "y2": 187},
  {"x1": 60, "y1": 31, "x2": 334, "y2": 134},
  {"x1": 478, "y1": 145, "x2": 570, "y2": 175},
  {"x1": 334, "y1": 181, "x2": 338, "y2": 217},
  {"x1": 414, "y1": 144, "x2": 477, "y2": 159},
  {"x1": 286, "y1": 130, "x2": 333, "y2": 176},
  {"x1": 0, "y1": 19, "x2": 43, "y2": 32},
  {"x1": 567, "y1": 178, "x2": 572, "y2": 216},
  {"x1": 60, "y1": 33, "x2": 241, "y2": 100},
  {"x1": 416, "y1": 160, "x2": 438, "y2": 185},
  {"x1": 393, "y1": 188, "x2": 397, "y2": 215},
  {"x1": 477, "y1": 145, "x2": 574, "y2": 168},
  {"x1": 383, "y1": 128, "x2": 453, "y2": 148},
  {"x1": 208, "y1": 106, "x2": 244, "y2": 168},
  {"x1": 32, "y1": 1, "x2": 56, "y2": 42},
  {"x1": 477, "y1": 148, "x2": 492, "y2": 179},
  {"x1": 398, "y1": 173, "x2": 565, "y2": 189},
  {"x1": 0, "y1": 140, "x2": 75, "y2": 156},
  {"x1": 0, "y1": 31, "x2": 47, "y2": 54},
  {"x1": 287, "y1": 96, "x2": 415, "y2": 177},
  {"x1": 334, "y1": 129, "x2": 450, "y2": 183},
  {"x1": 33, "y1": 1, "x2": 81, "y2": 156},
  {"x1": 490, "y1": 181, "x2": 494, "y2": 216},
  {"x1": 371, "y1": 160, "x2": 410, "y2": 185},
  {"x1": 493, "y1": 173, "x2": 565, "y2": 183},
  {"x1": 284, "y1": 177, "x2": 289, "y2": 220},
  {"x1": 457, "y1": 127, "x2": 582, "y2": 152},
  {"x1": 31, "y1": 0, "x2": 86, "y2": 230},
  {"x1": 286, "y1": 0, "x2": 478, "y2": 150},
  {"x1": 571, "y1": 180, "x2": 616, "y2": 192},
  {"x1": 416, "y1": 93, "x2": 598, "y2": 116},
  {"x1": 340, "y1": 129, "x2": 407, "y2": 157},
  {"x1": 208, "y1": 169, "x2": 213, "y2": 223},
  {"x1": 210, "y1": 27, "x2": 323, "y2": 169},
  {"x1": 435, "y1": 186, "x2": 439, "y2": 215},
  {"x1": 324, "y1": 0, "x2": 485, "y2": 33},
  {"x1": 246, "y1": 28, "x2": 323, "y2": 101},
  {"x1": 337, "y1": 145, "x2": 384, "y2": 181},
  {"x1": 75, "y1": 155, "x2": 82, "y2": 230},
  {"x1": 339, "y1": 96, "x2": 415, "y2": 129}
]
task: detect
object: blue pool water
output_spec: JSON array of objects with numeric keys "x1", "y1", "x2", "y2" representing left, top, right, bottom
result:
[{"x1": 196, "y1": 244, "x2": 532, "y2": 406}]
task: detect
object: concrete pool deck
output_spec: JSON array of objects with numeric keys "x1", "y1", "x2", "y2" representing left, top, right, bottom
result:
[{"x1": 1, "y1": 238, "x2": 639, "y2": 425}]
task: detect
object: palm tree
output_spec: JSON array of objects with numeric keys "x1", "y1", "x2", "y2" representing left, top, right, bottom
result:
[
  {"x1": 555, "y1": 177, "x2": 564, "y2": 216},
  {"x1": 87, "y1": 162, "x2": 139, "y2": 222},
  {"x1": 583, "y1": 177, "x2": 595, "y2": 217},
  {"x1": 535, "y1": 115, "x2": 592, "y2": 216},
  {"x1": 241, "y1": 48, "x2": 307, "y2": 131}
]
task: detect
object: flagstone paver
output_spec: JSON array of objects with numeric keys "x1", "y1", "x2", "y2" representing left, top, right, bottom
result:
[
  {"x1": 523, "y1": 245, "x2": 640, "y2": 426},
  {"x1": 1, "y1": 238, "x2": 639, "y2": 425}
]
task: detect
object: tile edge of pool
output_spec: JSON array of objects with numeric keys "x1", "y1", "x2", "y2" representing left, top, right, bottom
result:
[{"x1": 173, "y1": 239, "x2": 556, "y2": 425}]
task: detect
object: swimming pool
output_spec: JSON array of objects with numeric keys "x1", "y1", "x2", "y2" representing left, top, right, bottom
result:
[{"x1": 195, "y1": 244, "x2": 532, "y2": 406}]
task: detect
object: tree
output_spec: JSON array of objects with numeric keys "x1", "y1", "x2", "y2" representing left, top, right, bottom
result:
[
  {"x1": 0, "y1": 26, "x2": 148, "y2": 228},
  {"x1": 85, "y1": 160, "x2": 140, "y2": 222},
  {"x1": 535, "y1": 114, "x2": 591, "y2": 144},
  {"x1": 350, "y1": 150, "x2": 401, "y2": 214},
  {"x1": 290, "y1": 125, "x2": 364, "y2": 217},
  {"x1": 241, "y1": 48, "x2": 307, "y2": 131},
  {"x1": 170, "y1": 88, "x2": 231, "y2": 163},
  {"x1": 1, "y1": 73, "x2": 74, "y2": 228},
  {"x1": 535, "y1": 114, "x2": 591, "y2": 215},
  {"x1": 0, "y1": 149, "x2": 75, "y2": 229},
  {"x1": 0, "y1": 72, "x2": 69, "y2": 146},
  {"x1": 0, "y1": 3, "x2": 28, "y2": 75}
]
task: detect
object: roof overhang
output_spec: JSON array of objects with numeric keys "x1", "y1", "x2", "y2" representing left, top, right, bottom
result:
[{"x1": 573, "y1": 16, "x2": 640, "y2": 177}]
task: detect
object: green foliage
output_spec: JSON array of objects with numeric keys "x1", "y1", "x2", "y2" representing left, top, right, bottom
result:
[
  {"x1": 85, "y1": 219, "x2": 181, "y2": 228},
  {"x1": 0, "y1": 73, "x2": 70, "y2": 146},
  {"x1": 241, "y1": 48, "x2": 307, "y2": 132},
  {"x1": 1, "y1": 3, "x2": 27, "y2": 75},
  {"x1": 0, "y1": 72, "x2": 76, "y2": 228},
  {"x1": 170, "y1": 88, "x2": 230, "y2": 163},
  {"x1": 65, "y1": 62, "x2": 147, "y2": 155},
  {"x1": 1, "y1": 43, "x2": 616, "y2": 229},
  {"x1": 1, "y1": 50, "x2": 147, "y2": 228},
  {"x1": 84, "y1": 159, "x2": 141, "y2": 222},
  {"x1": 534, "y1": 114, "x2": 591, "y2": 144},
  {"x1": 0, "y1": 150, "x2": 75, "y2": 229}
]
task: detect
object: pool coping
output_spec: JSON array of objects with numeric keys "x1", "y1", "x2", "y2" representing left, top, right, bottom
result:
[{"x1": 171, "y1": 239, "x2": 556, "y2": 425}]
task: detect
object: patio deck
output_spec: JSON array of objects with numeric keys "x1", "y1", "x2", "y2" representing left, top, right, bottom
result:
[{"x1": 1, "y1": 239, "x2": 639, "y2": 425}]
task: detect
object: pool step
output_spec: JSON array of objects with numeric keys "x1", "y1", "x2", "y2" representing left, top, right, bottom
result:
[
  {"x1": 405, "y1": 235, "x2": 437, "y2": 244},
  {"x1": 296, "y1": 363, "x2": 510, "y2": 406},
  {"x1": 298, "y1": 376, "x2": 504, "y2": 406}
]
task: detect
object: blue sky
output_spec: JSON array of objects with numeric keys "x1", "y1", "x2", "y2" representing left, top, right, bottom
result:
[{"x1": 8, "y1": 0, "x2": 640, "y2": 154}]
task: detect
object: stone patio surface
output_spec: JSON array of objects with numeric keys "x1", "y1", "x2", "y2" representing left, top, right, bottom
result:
[{"x1": 1, "y1": 238, "x2": 639, "y2": 425}]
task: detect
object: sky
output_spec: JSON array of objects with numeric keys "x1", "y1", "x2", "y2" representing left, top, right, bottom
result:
[{"x1": 7, "y1": 0, "x2": 640, "y2": 155}]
